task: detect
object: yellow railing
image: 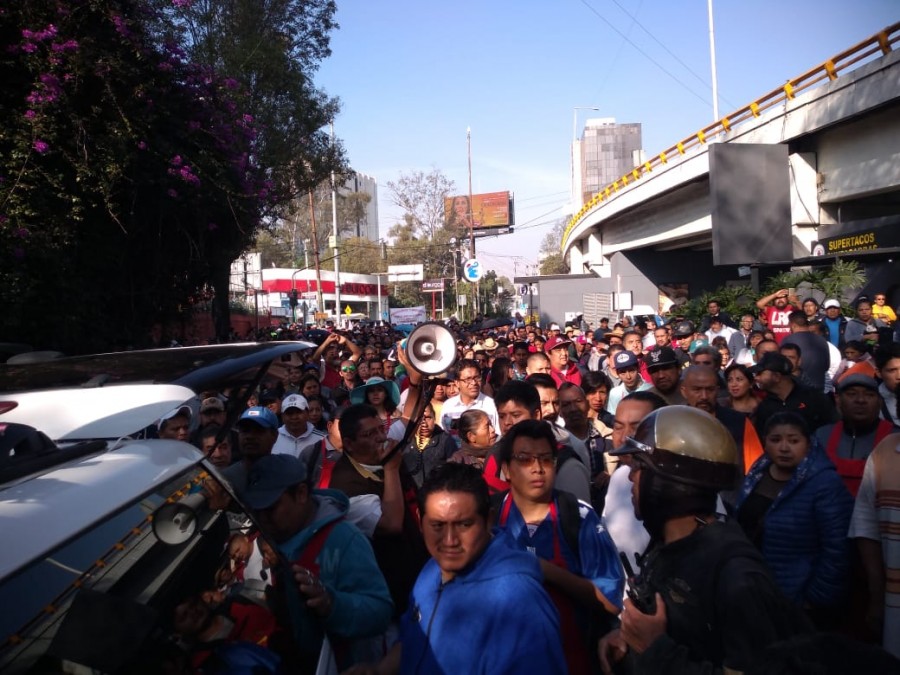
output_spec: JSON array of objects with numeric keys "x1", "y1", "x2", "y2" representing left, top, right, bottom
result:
[{"x1": 561, "y1": 22, "x2": 900, "y2": 252}]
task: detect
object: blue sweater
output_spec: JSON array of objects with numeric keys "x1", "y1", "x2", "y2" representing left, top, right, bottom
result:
[
  {"x1": 735, "y1": 439, "x2": 853, "y2": 607},
  {"x1": 399, "y1": 532, "x2": 567, "y2": 675},
  {"x1": 277, "y1": 489, "x2": 393, "y2": 659}
]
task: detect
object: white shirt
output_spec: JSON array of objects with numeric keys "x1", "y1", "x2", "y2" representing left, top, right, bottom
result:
[
  {"x1": 272, "y1": 422, "x2": 324, "y2": 458},
  {"x1": 439, "y1": 392, "x2": 500, "y2": 437}
]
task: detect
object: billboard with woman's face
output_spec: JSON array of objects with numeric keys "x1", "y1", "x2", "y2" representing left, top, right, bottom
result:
[{"x1": 444, "y1": 191, "x2": 512, "y2": 230}]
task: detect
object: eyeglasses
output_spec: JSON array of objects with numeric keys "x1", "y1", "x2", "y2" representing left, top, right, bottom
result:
[
  {"x1": 458, "y1": 376, "x2": 480, "y2": 385},
  {"x1": 511, "y1": 453, "x2": 556, "y2": 468},
  {"x1": 340, "y1": 366, "x2": 357, "y2": 372}
]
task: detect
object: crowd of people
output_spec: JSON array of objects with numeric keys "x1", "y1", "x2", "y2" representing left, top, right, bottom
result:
[{"x1": 154, "y1": 290, "x2": 900, "y2": 674}]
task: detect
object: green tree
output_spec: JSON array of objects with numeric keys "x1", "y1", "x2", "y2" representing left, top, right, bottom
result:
[
  {"x1": 0, "y1": 0, "x2": 342, "y2": 351},
  {"x1": 540, "y1": 218, "x2": 570, "y2": 275}
]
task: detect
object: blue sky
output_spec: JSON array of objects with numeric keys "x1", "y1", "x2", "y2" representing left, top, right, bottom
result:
[{"x1": 316, "y1": 1, "x2": 898, "y2": 280}]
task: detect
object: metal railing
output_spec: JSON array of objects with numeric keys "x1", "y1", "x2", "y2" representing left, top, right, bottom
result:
[{"x1": 562, "y1": 22, "x2": 900, "y2": 252}]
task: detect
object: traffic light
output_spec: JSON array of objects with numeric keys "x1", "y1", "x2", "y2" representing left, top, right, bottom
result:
[{"x1": 289, "y1": 288, "x2": 298, "y2": 308}]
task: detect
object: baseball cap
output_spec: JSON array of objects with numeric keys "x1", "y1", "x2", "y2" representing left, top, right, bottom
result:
[
  {"x1": 157, "y1": 405, "x2": 192, "y2": 430},
  {"x1": 644, "y1": 347, "x2": 678, "y2": 370},
  {"x1": 863, "y1": 324, "x2": 879, "y2": 335},
  {"x1": 544, "y1": 336, "x2": 573, "y2": 353},
  {"x1": 243, "y1": 454, "x2": 308, "y2": 510},
  {"x1": 836, "y1": 373, "x2": 879, "y2": 393},
  {"x1": 549, "y1": 323, "x2": 561, "y2": 331},
  {"x1": 281, "y1": 394, "x2": 309, "y2": 411},
  {"x1": 823, "y1": 298, "x2": 841, "y2": 309},
  {"x1": 613, "y1": 350, "x2": 639, "y2": 370},
  {"x1": 236, "y1": 406, "x2": 279, "y2": 430},
  {"x1": 200, "y1": 397, "x2": 225, "y2": 413},
  {"x1": 754, "y1": 352, "x2": 793, "y2": 376},
  {"x1": 688, "y1": 338, "x2": 709, "y2": 354}
]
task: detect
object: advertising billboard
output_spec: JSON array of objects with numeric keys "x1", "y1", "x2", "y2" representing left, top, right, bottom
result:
[{"x1": 444, "y1": 191, "x2": 512, "y2": 230}]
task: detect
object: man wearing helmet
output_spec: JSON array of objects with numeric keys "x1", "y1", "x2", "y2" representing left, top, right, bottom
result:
[{"x1": 598, "y1": 406, "x2": 810, "y2": 674}]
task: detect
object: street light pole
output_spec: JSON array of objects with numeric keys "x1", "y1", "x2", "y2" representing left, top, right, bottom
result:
[
  {"x1": 707, "y1": 0, "x2": 720, "y2": 122},
  {"x1": 331, "y1": 120, "x2": 341, "y2": 325},
  {"x1": 571, "y1": 106, "x2": 600, "y2": 210}
]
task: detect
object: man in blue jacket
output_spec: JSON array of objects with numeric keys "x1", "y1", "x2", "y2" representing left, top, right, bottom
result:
[
  {"x1": 346, "y1": 463, "x2": 567, "y2": 675},
  {"x1": 243, "y1": 453, "x2": 393, "y2": 670}
]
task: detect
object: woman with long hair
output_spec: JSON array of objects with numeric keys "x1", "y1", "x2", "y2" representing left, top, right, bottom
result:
[
  {"x1": 483, "y1": 356, "x2": 513, "y2": 397},
  {"x1": 722, "y1": 363, "x2": 759, "y2": 416},
  {"x1": 350, "y1": 377, "x2": 400, "y2": 435},
  {"x1": 735, "y1": 412, "x2": 853, "y2": 628}
]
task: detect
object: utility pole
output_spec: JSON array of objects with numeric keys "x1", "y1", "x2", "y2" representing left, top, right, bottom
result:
[
  {"x1": 331, "y1": 120, "x2": 341, "y2": 325},
  {"x1": 308, "y1": 189, "x2": 325, "y2": 326},
  {"x1": 467, "y1": 127, "x2": 479, "y2": 316}
]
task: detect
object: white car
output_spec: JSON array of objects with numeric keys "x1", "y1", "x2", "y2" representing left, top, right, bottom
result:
[{"x1": 0, "y1": 343, "x2": 313, "y2": 673}]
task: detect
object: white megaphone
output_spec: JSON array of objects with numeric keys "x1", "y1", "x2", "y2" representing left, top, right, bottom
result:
[
  {"x1": 403, "y1": 322, "x2": 458, "y2": 376},
  {"x1": 152, "y1": 492, "x2": 207, "y2": 545}
]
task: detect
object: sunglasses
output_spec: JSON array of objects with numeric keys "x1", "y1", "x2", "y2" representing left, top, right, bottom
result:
[{"x1": 340, "y1": 366, "x2": 357, "y2": 373}]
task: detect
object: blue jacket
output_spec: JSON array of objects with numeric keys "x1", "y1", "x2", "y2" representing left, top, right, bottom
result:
[
  {"x1": 399, "y1": 532, "x2": 567, "y2": 675},
  {"x1": 735, "y1": 439, "x2": 853, "y2": 608},
  {"x1": 277, "y1": 489, "x2": 392, "y2": 661}
]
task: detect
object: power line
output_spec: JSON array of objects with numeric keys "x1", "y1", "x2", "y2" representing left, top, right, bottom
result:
[
  {"x1": 603, "y1": 0, "x2": 736, "y2": 110},
  {"x1": 578, "y1": 0, "x2": 714, "y2": 108}
]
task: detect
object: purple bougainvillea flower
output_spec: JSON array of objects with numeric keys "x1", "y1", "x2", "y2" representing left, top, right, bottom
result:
[{"x1": 33, "y1": 139, "x2": 49, "y2": 154}]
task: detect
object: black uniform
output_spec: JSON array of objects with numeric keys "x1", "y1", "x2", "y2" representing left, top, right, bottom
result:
[{"x1": 630, "y1": 520, "x2": 811, "y2": 673}]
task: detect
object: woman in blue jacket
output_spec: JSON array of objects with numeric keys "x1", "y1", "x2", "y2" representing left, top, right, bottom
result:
[{"x1": 735, "y1": 411, "x2": 853, "y2": 627}]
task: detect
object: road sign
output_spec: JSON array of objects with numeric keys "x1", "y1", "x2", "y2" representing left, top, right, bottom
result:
[
  {"x1": 388, "y1": 264, "x2": 424, "y2": 282},
  {"x1": 462, "y1": 258, "x2": 483, "y2": 283},
  {"x1": 344, "y1": 305, "x2": 352, "y2": 315},
  {"x1": 422, "y1": 279, "x2": 445, "y2": 292}
]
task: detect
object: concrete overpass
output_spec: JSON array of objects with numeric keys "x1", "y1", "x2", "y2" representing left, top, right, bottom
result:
[{"x1": 550, "y1": 23, "x2": 900, "y2": 321}]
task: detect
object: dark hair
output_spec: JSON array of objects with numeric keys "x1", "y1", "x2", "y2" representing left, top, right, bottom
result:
[
  {"x1": 496, "y1": 419, "x2": 557, "y2": 464},
  {"x1": 875, "y1": 343, "x2": 900, "y2": 370},
  {"x1": 367, "y1": 357, "x2": 384, "y2": 369},
  {"x1": 365, "y1": 382, "x2": 397, "y2": 413},
  {"x1": 558, "y1": 382, "x2": 583, "y2": 398},
  {"x1": 780, "y1": 343, "x2": 801, "y2": 357},
  {"x1": 844, "y1": 340, "x2": 869, "y2": 355},
  {"x1": 692, "y1": 345, "x2": 722, "y2": 369},
  {"x1": 788, "y1": 310, "x2": 809, "y2": 328},
  {"x1": 622, "y1": 390, "x2": 667, "y2": 410},
  {"x1": 487, "y1": 357, "x2": 513, "y2": 390},
  {"x1": 419, "y1": 462, "x2": 490, "y2": 521},
  {"x1": 724, "y1": 363, "x2": 753, "y2": 383},
  {"x1": 494, "y1": 380, "x2": 540, "y2": 414},
  {"x1": 763, "y1": 411, "x2": 810, "y2": 440},
  {"x1": 338, "y1": 404, "x2": 378, "y2": 441},
  {"x1": 513, "y1": 341, "x2": 530, "y2": 352},
  {"x1": 457, "y1": 409, "x2": 490, "y2": 445},
  {"x1": 455, "y1": 358, "x2": 481, "y2": 375},
  {"x1": 525, "y1": 373, "x2": 557, "y2": 390},
  {"x1": 199, "y1": 423, "x2": 225, "y2": 442},
  {"x1": 582, "y1": 370, "x2": 612, "y2": 395},
  {"x1": 710, "y1": 336, "x2": 728, "y2": 348},
  {"x1": 300, "y1": 373, "x2": 322, "y2": 391}
]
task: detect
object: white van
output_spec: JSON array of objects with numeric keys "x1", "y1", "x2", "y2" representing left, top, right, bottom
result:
[{"x1": 0, "y1": 343, "x2": 315, "y2": 673}]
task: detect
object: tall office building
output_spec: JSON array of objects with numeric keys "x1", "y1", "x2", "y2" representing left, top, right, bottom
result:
[
  {"x1": 341, "y1": 171, "x2": 379, "y2": 242},
  {"x1": 572, "y1": 118, "x2": 643, "y2": 208}
]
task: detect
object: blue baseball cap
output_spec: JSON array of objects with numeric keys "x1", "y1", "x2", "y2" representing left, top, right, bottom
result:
[
  {"x1": 613, "y1": 350, "x2": 639, "y2": 370},
  {"x1": 236, "y1": 406, "x2": 279, "y2": 430},
  {"x1": 244, "y1": 454, "x2": 308, "y2": 510}
]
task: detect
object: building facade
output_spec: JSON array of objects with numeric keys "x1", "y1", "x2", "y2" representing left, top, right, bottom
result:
[{"x1": 573, "y1": 118, "x2": 643, "y2": 207}]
